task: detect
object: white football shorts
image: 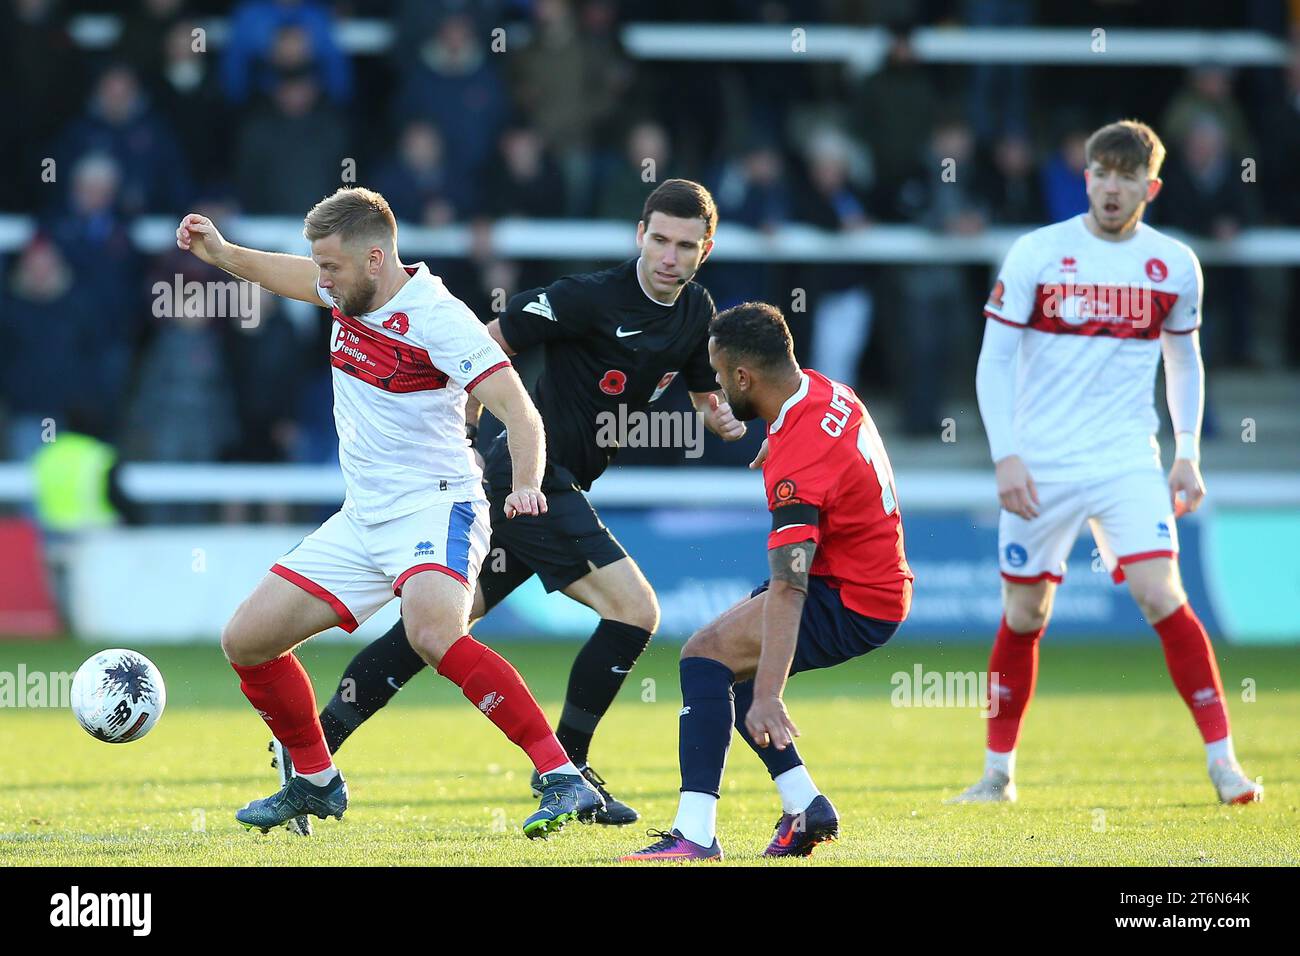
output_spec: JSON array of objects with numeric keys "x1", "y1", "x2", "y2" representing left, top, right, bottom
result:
[
  {"x1": 998, "y1": 468, "x2": 1179, "y2": 585},
  {"x1": 271, "y1": 498, "x2": 491, "y2": 631}
]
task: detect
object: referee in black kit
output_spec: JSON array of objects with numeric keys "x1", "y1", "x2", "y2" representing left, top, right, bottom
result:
[{"x1": 308, "y1": 180, "x2": 748, "y2": 824}]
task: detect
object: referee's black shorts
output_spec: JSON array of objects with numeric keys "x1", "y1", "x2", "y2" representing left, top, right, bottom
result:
[{"x1": 478, "y1": 462, "x2": 628, "y2": 613}]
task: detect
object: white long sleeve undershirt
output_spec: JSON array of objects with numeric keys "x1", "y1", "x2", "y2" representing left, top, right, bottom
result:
[
  {"x1": 1161, "y1": 329, "x2": 1205, "y2": 461},
  {"x1": 975, "y1": 318, "x2": 1022, "y2": 463}
]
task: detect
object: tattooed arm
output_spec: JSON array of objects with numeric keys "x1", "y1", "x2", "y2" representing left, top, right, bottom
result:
[{"x1": 746, "y1": 536, "x2": 817, "y2": 749}]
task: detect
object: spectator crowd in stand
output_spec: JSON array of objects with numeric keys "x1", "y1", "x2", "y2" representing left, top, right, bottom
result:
[{"x1": 3, "y1": 0, "x2": 1299, "y2": 490}]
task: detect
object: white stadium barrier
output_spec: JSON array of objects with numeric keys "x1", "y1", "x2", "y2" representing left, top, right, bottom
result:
[
  {"x1": 6, "y1": 463, "x2": 1297, "y2": 643},
  {"x1": 6, "y1": 214, "x2": 1300, "y2": 266},
  {"x1": 2, "y1": 463, "x2": 1297, "y2": 509},
  {"x1": 65, "y1": 17, "x2": 1291, "y2": 68}
]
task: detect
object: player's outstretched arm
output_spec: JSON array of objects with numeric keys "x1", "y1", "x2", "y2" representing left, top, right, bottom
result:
[
  {"x1": 175, "y1": 214, "x2": 321, "y2": 306},
  {"x1": 747, "y1": 540, "x2": 812, "y2": 750},
  {"x1": 470, "y1": 367, "x2": 547, "y2": 518},
  {"x1": 690, "y1": 390, "x2": 747, "y2": 441}
]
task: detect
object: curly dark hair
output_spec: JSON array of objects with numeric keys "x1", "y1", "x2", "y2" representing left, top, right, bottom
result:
[{"x1": 709, "y1": 301, "x2": 796, "y2": 371}]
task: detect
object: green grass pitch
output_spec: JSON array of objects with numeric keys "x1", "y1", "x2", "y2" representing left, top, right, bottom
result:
[{"x1": 1, "y1": 637, "x2": 1297, "y2": 866}]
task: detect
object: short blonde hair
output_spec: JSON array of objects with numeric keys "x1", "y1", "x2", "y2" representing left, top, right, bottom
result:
[{"x1": 303, "y1": 187, "x2": 397, "y2": 248}]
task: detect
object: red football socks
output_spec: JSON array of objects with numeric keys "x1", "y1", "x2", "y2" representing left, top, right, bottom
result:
[
  {"x1": 437, "y1": 635, "x2": 568, "y2": 774},
  {"x1": 986, "y1": 616, "x2": 1045, "y2": 753},
  {"x1": 1154, "y1": 603, "x2": 1230, "y2": 743},
  {"x1": 231, "y1": 654, "x2": 333, "y2": 774}
]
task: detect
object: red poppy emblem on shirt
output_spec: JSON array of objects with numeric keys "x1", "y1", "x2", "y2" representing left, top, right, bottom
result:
[
  {"x1": 599, "y1": 370, "x2": 627, "y2": 395},
  {"x1": 1145, "y1": 258, "x2": 1168, "y2": 282}
]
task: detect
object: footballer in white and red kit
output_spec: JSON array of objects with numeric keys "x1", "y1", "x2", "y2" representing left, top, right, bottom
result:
[
  {"x1": 951, "y1": 120, "x2": 1261, "y2": 806},
  {"x1": 269, "y1": 262, "x2": 507, "y2": 617},
  {"x1": 176, "y1": 187, "x2": 603, "y2": 839}
]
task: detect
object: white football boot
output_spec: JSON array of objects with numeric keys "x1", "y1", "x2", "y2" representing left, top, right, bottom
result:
[
  {"x1": 1209, "y1": 758, "x2": 1263, "y2": 805},
  {"x1": 269, "y1": 739, "x2": 313, "y2": 835},
  {"x1": 946, "y1": 769, "x2": 1018, "y2": 804}
]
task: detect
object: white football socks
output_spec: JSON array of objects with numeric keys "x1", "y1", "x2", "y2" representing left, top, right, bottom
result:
[
  {"x1": 673, "y1": 791, "x2": 718, "y2": 847},
  {"x1": 296, "y1": 764, "x2": 339, "y2": 787},
  {"x1": 543, "y1": 760, "x2": 582, "y2": 778},
  {"x1": 1206, "y1": 736, "x2": 1237, "y2": 769},
  {"x1": 774, "y1": 766, "x2": 820, "y2": 815},
  {"x1": 985, "y1": 748, "x2": 1016, "y2": 779}
]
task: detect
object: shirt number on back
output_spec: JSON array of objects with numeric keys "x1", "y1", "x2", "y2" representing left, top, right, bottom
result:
[
  {"x1": 856, "y1": 419, "x2": 898, "y2": 516},
  {"x1": 822, "y1": 386, "x2": 898, "y2": 517}
]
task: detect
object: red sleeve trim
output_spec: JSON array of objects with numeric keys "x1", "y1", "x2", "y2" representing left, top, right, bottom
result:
[
  {"x1": 1110, "y1": 549, "x2": 1177, "y2": 584},
  {"x1": 465, "y1": 360, "x2": 511, "y2": 393},
  {"x1": 767, "y1": 525, "x2": 820, "y2": 550},
  {"x1": 1162, "y1": 325, "x2": 1200, "y2": 335},
  {"x1": 984, "y1": 310, "x2": 1025, "y2": 328},
  {"x1": 271, "y1": 564, "x2": 359, "y2": 632},
  {"x1": 1000, "y1": 570, "x2": 1063, "y2": 585},
  {"x1": 394, "y1": 563, "x2": 470, "y2": 594}
]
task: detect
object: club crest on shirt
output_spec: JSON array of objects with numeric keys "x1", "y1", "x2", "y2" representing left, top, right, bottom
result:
[
  {"x1": 1145, "y1": 258, "x2": 1168, "y2": 282},
  {"x1": 383, "y1": 312, "x2": 410, "y2": 334},
  {"x1": 987, "y1": 280, "x2": 1005, "y2": 308},
  {"x1": 648, "y1": 371, "x2": 678, "y2": 403}
]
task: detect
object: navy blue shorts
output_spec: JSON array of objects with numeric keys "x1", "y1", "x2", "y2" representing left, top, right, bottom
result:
[{"x1": 750, "y1": 576, "x2": 899, "y2": 676}]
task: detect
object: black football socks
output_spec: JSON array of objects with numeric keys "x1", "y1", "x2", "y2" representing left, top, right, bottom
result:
[
  {"x1": 731, "y1": 677, "x2": 804, "y2": 778},
  {"x1": 319, "y1": 618, "x2": 427, "y2": 754},
  {"x1": 677, "y1": 656, "x2": 736, "y2": 798},
  {"x1": 555, "y1": 618, "x2": 653, "y2": 765}
]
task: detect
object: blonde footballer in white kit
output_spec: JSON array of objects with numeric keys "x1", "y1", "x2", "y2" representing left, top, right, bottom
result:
[
  {"x1": 950, "y1": 121, "x2": 1261, "y2": 806},
  {"x1": 176, "y1": 188, "x2": 604, "y2": 838}
]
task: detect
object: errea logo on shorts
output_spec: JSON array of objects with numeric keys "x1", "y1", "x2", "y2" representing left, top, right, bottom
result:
[{"x1": 414, "y1": 540, "x2": 436, "y2": 557}]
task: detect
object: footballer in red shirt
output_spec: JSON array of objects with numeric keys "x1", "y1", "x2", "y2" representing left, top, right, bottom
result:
[{"x1": 621, "y1": 301, "x2": 913, "y2": 862}]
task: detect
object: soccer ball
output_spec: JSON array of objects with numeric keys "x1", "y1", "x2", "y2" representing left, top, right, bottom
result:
[{"x1": 70, "y1": 649, "x2": 167, "y2": 743}]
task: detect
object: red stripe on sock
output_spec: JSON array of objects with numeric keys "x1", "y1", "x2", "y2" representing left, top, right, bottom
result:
[
  {"x1": 1153, "y1": 604, "x2": 1230, "y2": 743},
  {"x1": 986, "y1": 616, "x2": 1045, "y2": 753},
  {"x1": 436, "y1": 636, "x2": 568, "y2": 773},
  {"x1": 231, "y1": 654, "x2": 332, "y2": 774}
]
